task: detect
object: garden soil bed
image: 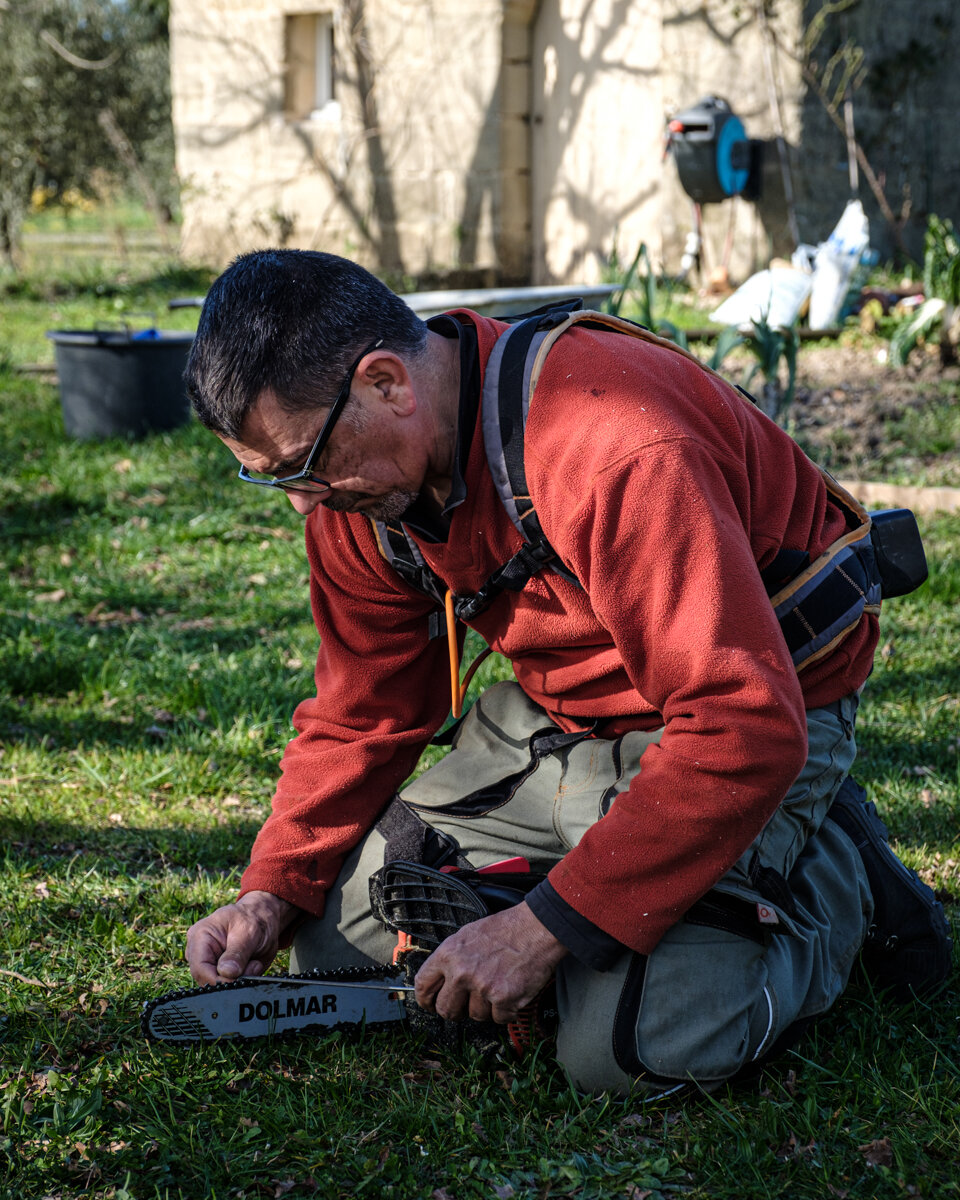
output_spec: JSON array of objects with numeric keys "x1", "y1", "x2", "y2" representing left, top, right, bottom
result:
[
  {"x1": 793, "y1": 344, "x2": 957, "y2": 461},
  {"x1": 717, "y1": 339, "x2": 960, "y2": 489}
]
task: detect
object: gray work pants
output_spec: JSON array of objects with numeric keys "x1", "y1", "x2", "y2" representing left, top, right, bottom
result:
[{"x1": 291, "y1": 681, "x2": 871, "y2": 1095}]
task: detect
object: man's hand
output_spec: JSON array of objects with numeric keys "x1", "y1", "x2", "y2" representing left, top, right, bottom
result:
[
  {"x1": 414, "y1": 901, "x2": 568, "y2": 1024},
  {"x1": 185, "y1": 891, "x2": 299, "y2": 986}
]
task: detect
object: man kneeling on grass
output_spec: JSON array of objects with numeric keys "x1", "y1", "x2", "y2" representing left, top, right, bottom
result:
[{"x1": 181, "y1": 249, "x2": 950, "y2": 1096}]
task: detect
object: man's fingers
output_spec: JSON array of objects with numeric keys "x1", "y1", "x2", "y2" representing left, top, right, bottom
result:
[
  {"x1": 217, "y1": 911, "x2": 272, "y2": 979},
  {"x1": 185, "y1": 904, "x2": 274, "y2": 984},
  {"x1": 414, "y1": 954, "x2": 471, "y2": 1020},
  {"x1": 413, "y1": 962, "x2": 443, "y2": 1012},
  {"x1": 186, "y1": 919, "x2": 229, "y2": 986},
  {"x1": 468, "y1": 991, "x2": 495, "y2": 1023},
  {"x1": 189, "y1": 960, "x2": 222, "y2": 987},
  {"x1": 416, "y1": 952, "x2": 487, "y2": 1022},
  {"x1": 184, "y1": 894, "x2": 296, "y2": 986},
  {"x1": 433, "y1": 979, "x2": 471, "y2": 1022},
  {"x1": 413, "y1": 950, "x2": 445, "y2": 1004},
  {"x1": 419, "y1": 977, "x2": 516, "y2": 1024},
  {"x1": 214, "y1": 954, "x2": 243, "y2": 980}
]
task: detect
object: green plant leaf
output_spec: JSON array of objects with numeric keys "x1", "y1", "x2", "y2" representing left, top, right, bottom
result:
[
  {"x1": 890, "y1": 298, "x2": 946, "y2": 367},
  {"x1": 706, "y1": 325, "x2": 744, "y2": 371}
]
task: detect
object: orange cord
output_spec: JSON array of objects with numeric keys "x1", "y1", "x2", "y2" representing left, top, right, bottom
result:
[
  {"x1": 444, "y1": 590, "x2": 462, "y2": 717},
  {"x1": 444, "y1": 589, "x2": 493, "y2": 719},
  {"x1": 458, "y1": 644, "x2": 492, "y2": 699}
]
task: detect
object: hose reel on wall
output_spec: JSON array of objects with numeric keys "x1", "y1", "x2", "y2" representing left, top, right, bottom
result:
[
  {"x1": 664, "y1": 95, "x2": 762, "y2": 281},
  {"x1": 666, "y1": 95, "x2": 758, "y2": 204}
]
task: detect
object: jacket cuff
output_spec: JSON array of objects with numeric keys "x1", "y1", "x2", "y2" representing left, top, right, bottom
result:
[{"x1": 526, "y1": 879, "x2": 624, "y2": 971}]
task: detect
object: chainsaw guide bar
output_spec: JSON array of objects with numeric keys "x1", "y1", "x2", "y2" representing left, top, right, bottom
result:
[{"x1": 141, "y1": 964, "x2": 410, "y2": 1045}]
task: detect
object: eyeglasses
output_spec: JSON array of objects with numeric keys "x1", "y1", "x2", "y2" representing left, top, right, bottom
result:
[{"x1": 238, "y1": 339, "x2": 383, "y2": 493}]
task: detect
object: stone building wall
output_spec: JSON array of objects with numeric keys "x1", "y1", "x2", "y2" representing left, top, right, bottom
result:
[
  {"x1": 171, "y1": 0, "x2": 518, "y2": 280},
  {"x1": 531, "y1": 0, "x2": 805, "y2": 284},
  {"x1": 170, "y1": 0, "x2": 960, "y2": 284}
]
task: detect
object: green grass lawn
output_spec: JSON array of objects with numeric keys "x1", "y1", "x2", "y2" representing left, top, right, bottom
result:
[{"x1": 0, "y1": 264, "x2": 958, "y2": 1199}]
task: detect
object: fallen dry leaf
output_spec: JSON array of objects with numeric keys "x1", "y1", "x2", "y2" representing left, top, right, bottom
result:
[
  {"x1": 36, "y1": 589, "x2": 67, "y2": 603},
  {"x1": 82, "y1": 603, "x2": 146, "y2": 626},
  {"x1": 858, "y1": 1137, "x2": 893, "y2": 1167},
  {"x1": 773, "y1": 1130, "x2": 817, "y2": 1161}
]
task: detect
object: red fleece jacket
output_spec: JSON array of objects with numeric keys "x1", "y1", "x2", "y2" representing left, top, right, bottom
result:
[{"x1": 238, "y1": 313, "x2": 878, "y2": 954}]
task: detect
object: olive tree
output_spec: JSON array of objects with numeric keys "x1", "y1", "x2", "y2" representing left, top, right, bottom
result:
[{"x1": 0, "y1": 0, "x2": 175, "y2": 267}]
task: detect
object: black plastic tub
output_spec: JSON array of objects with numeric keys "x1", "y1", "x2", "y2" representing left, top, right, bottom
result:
[{"x1": 46, "y1": 329, "x2": 195, "y2": 440}]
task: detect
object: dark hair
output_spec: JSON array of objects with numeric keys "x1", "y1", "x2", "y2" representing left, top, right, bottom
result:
[{"x1": 184, "y1": 250, "x2": 428, "y2": 438}]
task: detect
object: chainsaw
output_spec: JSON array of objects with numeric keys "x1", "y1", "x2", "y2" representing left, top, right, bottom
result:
[{"x1": 142, "y1": 859, "x2": 554, "y2": 1053}]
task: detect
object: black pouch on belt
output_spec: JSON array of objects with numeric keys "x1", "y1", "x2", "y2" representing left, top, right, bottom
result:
[{"x1": 870, "y1": 508, "x2": 928, "y2": 598}]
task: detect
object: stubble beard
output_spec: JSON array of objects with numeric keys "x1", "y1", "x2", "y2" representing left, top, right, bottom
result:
[{"x1": 321, "y1": 489, "x2": 419, "y2": 522}]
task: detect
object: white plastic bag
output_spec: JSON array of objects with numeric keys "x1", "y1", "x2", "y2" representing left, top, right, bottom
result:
[
  {"x1": 710, "y1": 267, "x2": 813, "y2": 330},
  {"x1": 808, "y1": 200, "x2": 870, "y2": 330}
]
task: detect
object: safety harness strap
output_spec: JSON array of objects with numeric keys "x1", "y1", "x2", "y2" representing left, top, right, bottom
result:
[
  {"x1": 371, "y1": 518, "x2": 447, "y2": 610},
  {"x1": 480, "y1": 308, "x2": 581, "y2": 589},
  {"x1": 371, "y1": 302, "x2": 584, "y2": 633},
  {"x1": 371, "y1": 307, "x2": 884, "y2": 672}
]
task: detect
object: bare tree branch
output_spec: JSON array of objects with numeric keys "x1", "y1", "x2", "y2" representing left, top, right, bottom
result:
[
  {"x1": 799, "y1": 60, "x2": 907, "y2": 252},
  {"x1": 766, "y1": 15, "x2": 909, "y2": 255},
  {"x1": 40, "y1": 28, "x2": 120, "y2": 71}
]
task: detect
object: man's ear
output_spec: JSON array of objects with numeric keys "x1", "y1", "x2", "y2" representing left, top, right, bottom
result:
[{"x1": 356, "y1": 351, "x2": 416, "y2": 415}]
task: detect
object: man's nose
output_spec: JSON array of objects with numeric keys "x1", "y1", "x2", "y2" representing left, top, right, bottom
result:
[{"x1": 285, "y1": 489, "x2": 325, "y2": 516}]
